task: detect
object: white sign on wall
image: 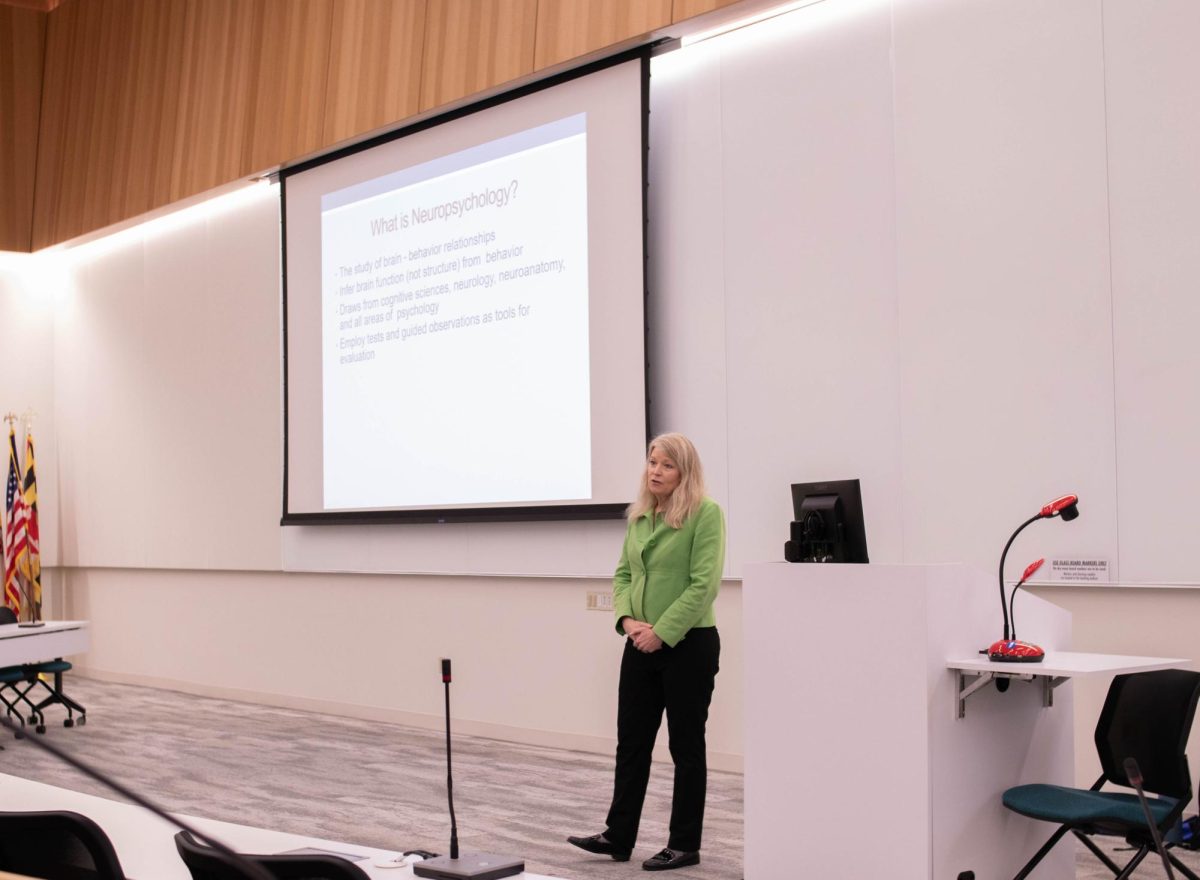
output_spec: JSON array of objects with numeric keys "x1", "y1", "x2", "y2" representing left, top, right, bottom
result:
[{"x1": 1049, "y1": 558, "x2": 1110, "y2": 584}]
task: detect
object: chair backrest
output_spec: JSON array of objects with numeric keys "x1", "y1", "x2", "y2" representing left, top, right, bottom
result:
[
  {"x1": 0, "y1": 606, "x2": 16, "y2": 625},
  {"x1": 1095, "y1": 668, "x2": 1200, "y2": 800},
  {"x1": 175, "y1": 831, "x2": 372, "y2": 880},
  {"x1": 0, "y1": 810, "x2": 126, "y2": 879}
]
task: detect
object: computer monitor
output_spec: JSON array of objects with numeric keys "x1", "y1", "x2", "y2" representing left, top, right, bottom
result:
[{"x1": 785, "y1": 479, "x2": 869, "y2": 563}]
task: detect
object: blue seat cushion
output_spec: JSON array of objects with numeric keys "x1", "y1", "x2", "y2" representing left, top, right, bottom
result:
[
  {"x1": 1004, "y1": 784, "x2": 1178, "y2": 829},
  {"x1": 27, "y1": 660, "x2": 71, "y2": 674},
  {"x1": 0, "y1": 666, "x2": 28, "y2": 684}
]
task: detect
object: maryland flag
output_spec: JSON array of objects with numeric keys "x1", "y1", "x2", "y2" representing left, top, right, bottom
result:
[
  {"x1": 22, "y1": 429, "x2": 40, "y2": 620},
  {"x1": 3, "y1": 427, "x2": 27, "y2": 616}
]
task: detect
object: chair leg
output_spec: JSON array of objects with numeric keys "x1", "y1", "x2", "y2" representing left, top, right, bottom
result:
[
  {"x1": 26, "y1": 673, "x2": 86, "y2": 726},
  {"x1": 1074, "y1": 830, "x2": 1128, "y2": 876},
  {"x1": 1013, "y1": 824, "x2": 1073, "y2": 880},
  {"x1": 1168, "y1": 850, "x2": 1200, "y2": 880},
  {"x1": 0, "y1": 689, "x2": 27, "y2": 736},
  {"x1": 3, "y1": 681, "x2": 43, "y2": 729},
  {"x1": 1111, "y1": 845, "x2": 1151, "y2": 880}
]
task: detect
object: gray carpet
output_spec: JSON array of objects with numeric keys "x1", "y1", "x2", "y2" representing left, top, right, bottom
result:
[
  {"x1": 5, "y1": 677, "x2": 1200, "y2": 879},
  {"x1": 0, "y1": 677, "x2": 742, "y2": 879}
]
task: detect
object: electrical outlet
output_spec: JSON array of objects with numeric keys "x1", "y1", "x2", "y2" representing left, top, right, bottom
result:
[{"x1": 586, "y1": 591, "x2": 613, "y2": 611}]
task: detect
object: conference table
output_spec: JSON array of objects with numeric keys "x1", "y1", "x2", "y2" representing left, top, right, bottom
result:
[
  {"x1": 0, "y1": 620, "x2": 89, "y2": 667},
  {"x1": 0, "y1": 619, "x2": 89, "y2": 727},
  {"x1": 0, "y1": 773, "x2": 558, "y2": 879}
]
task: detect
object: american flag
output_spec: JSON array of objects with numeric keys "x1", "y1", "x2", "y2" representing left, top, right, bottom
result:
[
  {"x1": 22, "y1": 429, "x2": 40, "y2": 621},
  {"x1": 3, "y1": 427, "x2": 28, "y2": 616}
]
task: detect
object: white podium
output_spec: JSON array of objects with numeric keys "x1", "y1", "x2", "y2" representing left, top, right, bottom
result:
[{"x1": 743, "y1": 563, "x2": 1074, "y2": 880}]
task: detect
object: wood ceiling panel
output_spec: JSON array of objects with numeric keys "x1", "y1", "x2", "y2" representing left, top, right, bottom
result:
[
  {"x1": 33, "y1": 0, "x2": 185, "y2": 247},
  {"x1": 534, "y1": 0, "x2": 671, "y2": 71},
  {"x1": 113, "y1": 1, "x2": 187, "y2": 220},
  {"x1": 33, "y1": 0, "x2": 122, "y2": 246},
  {"x1": 0, "y1": 0, "x2": 64, "y2": 12},
  {"x1": 169, "y1": 0, "x2": 265, "y2": 202},
  {"x1": 673, "y1": 0, "x2": 743, "y2": 22},
  {"x1": 323, "y1": 0, "x2": 426, "y2": 148},
  {"x1": 0, "y1": 6, "x2": 45, "y2": 252},
  {"x1": 420, "y1": 0, "x2": 537, "y2": 112},
  {"x1": 244, "y1": 0, "x2": 334, "y2": 174}
]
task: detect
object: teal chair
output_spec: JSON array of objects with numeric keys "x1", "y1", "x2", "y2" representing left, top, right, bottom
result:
[
  {"x1": 1002, "y1": 668, "x2": 1200, "y2": 880},
  {"x1": 23, "y1": 656, "x2": 87, "y2": 727},
  {"x1": 0, "y1": 604, "x2": 87, "y2": 727},
  {"x1": 0, "y1": 606, "x2": 46, "y2": 735}
]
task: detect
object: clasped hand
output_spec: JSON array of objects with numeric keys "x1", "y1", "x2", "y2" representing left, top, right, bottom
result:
[{"x1": 623, "y1": 618, "x2": 663, "y2": 653}]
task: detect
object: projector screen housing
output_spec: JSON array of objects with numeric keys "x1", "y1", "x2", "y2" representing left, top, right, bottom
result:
[{"x1": 281, "y1": 50, "x2": 651, "y2": 525}]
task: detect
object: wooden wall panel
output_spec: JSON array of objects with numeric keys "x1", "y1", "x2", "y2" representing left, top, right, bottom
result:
[
  {"x1": 243, "y1": 0, "x2": 333, "y2": 174},
  {"x1": 0, "y1": 7, "x2": 45, "y2": 252},
  {"x1": 323, "y1": 0, "x2": 426, "y2": 148},
  {"x1": 169, "y1": 0, "x2": 264, "y2": 203},
  {"x1": 420, "y1": 0, "x2": 537, "y2": 112},
  {"x1": 534, "y1": 0, "x2": 671, "y2": 71},
  {"x1": 673, "y1": 0, "x2": 743, "y2": 22}
]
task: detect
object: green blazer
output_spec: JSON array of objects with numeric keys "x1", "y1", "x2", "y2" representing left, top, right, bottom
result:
[{"x1": 612, "y1": 496, "x2": 725, "y2": 648}]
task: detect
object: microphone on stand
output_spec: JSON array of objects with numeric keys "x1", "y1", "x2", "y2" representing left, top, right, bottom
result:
[
  {"x1": 1123, "y1": 757, "x2": 1177, "y2": 880},
  {"x1": 1040, "y1": 495, "x2": 1081, "y2": 519},
  {"x1": 1007, "y1": 557, "x2": 1045, "y2": 648},
  {"x1": 0, "y1": 715, "x2": 275, "y2": 880},
  {"x1": 988, "y1": 494, "x2": 1079, "y2": 663},
  {"x1": 413, "y1": 658, "x2": 524, "y2": 880}
]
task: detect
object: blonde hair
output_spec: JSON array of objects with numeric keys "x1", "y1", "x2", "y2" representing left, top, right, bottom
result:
[{"x1": 626, "y1": 432, "x2": 707, "y2": 528}]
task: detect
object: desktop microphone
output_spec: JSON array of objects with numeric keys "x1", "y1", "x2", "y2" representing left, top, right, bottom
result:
[
  {"x1": 0, "y1": 715, "x2": 275, "y2": 880},
  {"x1": 1123, "y1": 757, "x2": 1177, "y2": 880},
  {"x1": 1040, "y1": 494, "x2": 1079, "y2": 520},
  {"x1": 412, "y1": 658, "x2": 524, "y2": 880},
  {"x1": 991, "y1": 558, "x2": 1047, "y2": 662},
  {"x1": 989, "y1": 493, "x2": 1080, "y2": 663}
]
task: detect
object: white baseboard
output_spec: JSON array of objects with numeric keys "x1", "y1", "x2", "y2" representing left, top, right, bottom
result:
[{"x1": 76, "y1": 666, "x2": 745, "y2": 774}]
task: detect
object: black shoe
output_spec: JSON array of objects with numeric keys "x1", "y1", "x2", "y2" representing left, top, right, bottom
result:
[
  {"x1": 567, "y1": 833, "x2": 632, "y2": 862},
  {"x1": 642, "y1": 848, "x2": 700, "y2": 871}
]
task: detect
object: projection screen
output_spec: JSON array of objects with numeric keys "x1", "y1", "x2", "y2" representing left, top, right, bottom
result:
[{"x1": 281, "y1": 52, "x2": 650, "y2": 524}]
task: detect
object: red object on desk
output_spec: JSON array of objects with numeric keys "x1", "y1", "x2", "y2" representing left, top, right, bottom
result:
[{"x1": 987, "y1": 638, "x2": 1045, "y2": 662}]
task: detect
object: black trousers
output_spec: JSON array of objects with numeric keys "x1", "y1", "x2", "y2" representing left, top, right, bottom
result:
[{"x1": 604, "y1": 626, "x2": 720, "y2": 853}]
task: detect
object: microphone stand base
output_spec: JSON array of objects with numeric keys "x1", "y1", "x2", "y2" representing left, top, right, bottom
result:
[
  {"x1": 987, "y1": 638, "x2": 1045, "y2": 663},
  {"x1": 413, "y1": 852, "x2": 524, "y2": 880}
]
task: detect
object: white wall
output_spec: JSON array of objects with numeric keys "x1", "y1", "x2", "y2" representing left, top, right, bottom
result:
[
  {"x1": 53, "y1": 187, "x2": 282, "y2": 571},
  {"x1": 4, "y1": 0, "x2": 1198, "y2": 782},
  {"x1": 62, "y1": 567, "x2": 745, "y2": 769}
]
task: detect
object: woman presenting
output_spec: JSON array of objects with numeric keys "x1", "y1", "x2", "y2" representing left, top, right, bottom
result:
[{"x1": 568, "y1": 433, "x2": 725, "y2": 872}]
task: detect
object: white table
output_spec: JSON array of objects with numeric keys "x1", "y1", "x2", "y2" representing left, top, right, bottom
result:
[
  {"x1": 0, "y1": 620, "x2": 89, "y2": 667},
  {"x1": 948, "y1": 651, "x2": 1190, "y2": 719},
  {"x1": 0, "y1": 773, "x2": 556, "y2": 880}
]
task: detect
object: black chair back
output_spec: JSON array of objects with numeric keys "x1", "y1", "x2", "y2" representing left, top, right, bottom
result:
[
  {"x1": 0, "y1": 606, "x2": 16, "y2": 625},
  {"x1": 1095, "y1": 668, "x2": 1200, "y2": 800},
  {"x1": 175, "y1": 830, "x2": 372, "y2": 880},
  {"x1": 0, "y1": 810, "x2": 126, "y2": 879}
]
